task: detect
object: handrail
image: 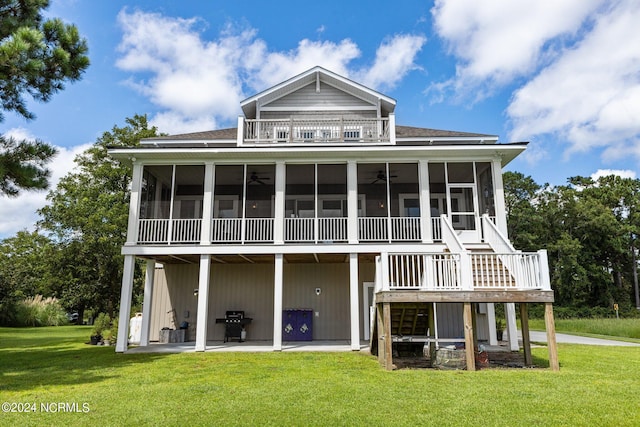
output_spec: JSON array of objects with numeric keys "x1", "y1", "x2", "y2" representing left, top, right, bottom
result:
[
  {"x1": 437, "y1": 215, "x2": 472, "y2": 290},
  {"x1": 481, "y1": 214, "x2": 517, "y2": 253}
]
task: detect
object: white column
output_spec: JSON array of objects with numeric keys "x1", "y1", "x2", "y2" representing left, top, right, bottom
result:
[
  {"x1": 139, "y1": 260, "x2": 155, "y2": 346},
  {"x1": 273, "y1": 253, "x2": 284, "y2": 351},
  {"x1": 418, "y1": 160, "x2": 431, "y2": 243},
  {"x1": 125, "y1": 162, "x2": 144, "y2": 245},
  {"x1": 115, "y1": 255, "x2": 135, "y2": 352},
  {"x1": 236, "y1": 116, "x2": 244, "y2": 146},
  {"x1": 195, "y1": 255, "x2": 211, "y2": 352},
  {"x1": 349, "y1": 253, "x2": 360, "y2": 350},
  {"x1": 492, "y1": 158, "x2": 508, "y2": 237},
  {"x1": 388, "y1": 113, "x2": 396, "y2": 144},
  {"x1": 200, "y1": 162, "x2": 215, "y2": 245},
  {"x1": 347, "y1": 161, "x2": 358, "y2": 244},
  {"x1": 274, "y1": 161, "x2": 286, "y2": 244},
  {"x1": 505, "y1": 303, "x2": 519, "y2": 351},
  {"x1": 486, "y1": 303, "x2": 498, "y2": 346}
]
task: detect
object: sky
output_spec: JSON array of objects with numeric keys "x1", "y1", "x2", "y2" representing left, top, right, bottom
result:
[{"x1": 1, "y1": 0, "x2": 639, "y2": 238}]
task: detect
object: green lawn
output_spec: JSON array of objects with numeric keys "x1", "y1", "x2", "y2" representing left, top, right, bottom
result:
[
  {"x1": 1, "y1": 326, "x2": 639, "y2": 426},
  {"x1": 529, "y1": 317, "x2": 640, "y2": 342}
]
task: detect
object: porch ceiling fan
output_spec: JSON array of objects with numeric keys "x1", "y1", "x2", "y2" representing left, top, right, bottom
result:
[
  {"x1": 371, "y1": 170, "x2": 397, "y2": 184},
  {"x1": 248, "y1": 171, "x2": 271, "y2": 185}
]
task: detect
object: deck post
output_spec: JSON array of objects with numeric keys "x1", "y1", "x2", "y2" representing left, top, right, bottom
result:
[
  {"x1": 195, "y1": 255, "x2": 211, "y2": 352},
  {"x1": 273, "y1": 254, "x2": 284, "y2": 351},
  {"x1": 382, "y1": 302, "x2": 393, "y2": 370},
  {"x1": 376, "y1": 303, "x2": 385, "y2": 364},
  {"x1": 505, "y1": 303, "x2": 519, "y2": 351},
  {"x1": 139, "y1": 260, "x2": 155, "y2": 346},
  {"x1": 544, "y1": 302, "x2": 560, "y2": 371},
  {"x1": 463, "y1": 302, "x2": 476, "y2": 371},
  {"x1": 349, "y1": 253, "x2": 360, "y2": 350},
  {"x1": 519, "y1": 303, "x2": 533, "y2": 366}
]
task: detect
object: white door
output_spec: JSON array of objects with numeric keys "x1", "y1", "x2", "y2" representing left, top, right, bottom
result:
[{"x1": 447, "y1": 184, "x2": 479, "y2": 242}]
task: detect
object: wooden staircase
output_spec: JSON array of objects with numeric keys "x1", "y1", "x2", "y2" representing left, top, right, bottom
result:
[
  {"x1": 468, "y1": 247, "x2": 517, "y2": 288},
  {"x1": 370, "y1": 302, "x2": 430, "y2": 356}
]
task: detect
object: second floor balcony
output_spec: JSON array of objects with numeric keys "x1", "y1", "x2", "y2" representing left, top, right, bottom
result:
[{"x1": 241, "y1": 117, "x2": 393, "y2": 144}]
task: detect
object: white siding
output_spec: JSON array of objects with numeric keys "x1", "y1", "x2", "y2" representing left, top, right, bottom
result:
[{"x1": 264, "y1": 82, "x2": 373, "y2": 110}]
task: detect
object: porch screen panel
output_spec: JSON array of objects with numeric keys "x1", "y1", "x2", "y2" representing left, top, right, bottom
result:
[
  {"x1": 447, "y1": 163, "x2": 474, "y2": 183},
  {"x1": 357, "y1": 163, "x2": 388, "y2": 241},
  {"x1": 317, "y1": 164, "x2": 347, "y2": 242},
  {"x1": 245, "y1": 164, "x2": 275, "y2": 242},
  {"x1": 476, "y1": 162, "x2": 495, "y2": 217},
  {"x1": 389, "y1": 163, "x2": 420, "y2": 241},
  {"x1": 285, "y1": 164, "x2": 315, "y2": 242},
  {"x1": 138, "y1": 165, "x2": 172, "y2": 243},
  {"x1": 171, "y1": 165, "x2": 205, "y2": 243},
  {"x1": 213, "y1": 165, "x2": 244, "y2": 242}
]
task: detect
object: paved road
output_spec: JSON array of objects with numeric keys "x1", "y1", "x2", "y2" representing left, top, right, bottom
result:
[{"x1": 522, "y1": 330, "x2": 640, "y2": 347}]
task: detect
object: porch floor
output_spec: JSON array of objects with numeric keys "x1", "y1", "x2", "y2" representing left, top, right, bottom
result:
[{"x1": 124, "y1": 340, "x2": 370, "y2": 354}]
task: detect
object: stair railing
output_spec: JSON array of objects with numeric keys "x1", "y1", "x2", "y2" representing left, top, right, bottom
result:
[
  {"x1": 481, "y1": 215, "x2": 551, "y2": 290},
  {"x1": 439, "y1": 215, "x2": 473, "y2": 290}
]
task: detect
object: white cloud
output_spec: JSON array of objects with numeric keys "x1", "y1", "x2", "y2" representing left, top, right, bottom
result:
[
  {"x1": 115, "y1": 9, "x2": 425, "y2": 135},
  {"x1": 430, "y1": 0, "x2": 604, "y2": 99},
  {"x1": 356, "y1": 34, "x2": 427, "y2": 91},
  {"x1": 508, "y1": 0, "x2": 640, "y2": 160},
  {"x1": 591, "y1": 169, "x2": 636, "y2": 180},
  {"x1": 0, "y1": 129, "x2": 90, "y2": 238},
  {"x1": 431, "y1": 0, "x2": 640, "y2": 167}
]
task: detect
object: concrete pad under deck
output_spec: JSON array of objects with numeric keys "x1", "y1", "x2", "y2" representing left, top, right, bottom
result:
[{"x1": 124, "y1": 340, "x2": 370, "y2": 354}]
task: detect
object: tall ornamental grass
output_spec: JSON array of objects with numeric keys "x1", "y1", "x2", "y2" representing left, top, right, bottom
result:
[{"x1": 13, "y1": 295, "x2": 68, "y2": 327}]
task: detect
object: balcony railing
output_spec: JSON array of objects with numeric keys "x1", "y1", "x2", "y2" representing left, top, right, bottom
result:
[
  {"x1": 138, "y1": 219, "x2": 200, "y2": 244},
  {"x1": 243, "y1": 118, "x2": 390, "y2": 144},
  {"x1": 137, "y1": 217, "x2": 423, "y2": 244},
  {"x1": 284, "y1": 217, "x2": 348, "y2": 243}
]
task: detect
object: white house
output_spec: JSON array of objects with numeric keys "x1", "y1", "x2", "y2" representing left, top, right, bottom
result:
[{"x1": 109, "y1": 66, "x2": 558, "y2": 370}]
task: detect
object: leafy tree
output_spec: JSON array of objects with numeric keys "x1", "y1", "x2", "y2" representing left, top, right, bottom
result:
[
  {"x1": 38, "y1": 115, "x2": 160, "y2": 317},
  {"x1": 0, "y1": 0, "x2": 89, "y2": 196},
  {"x1": 0, "y1": 230, "x2": 54, "y2": 324},
  {"x1": 504, "y1": 171, "x2": 640, "y2": 312}
]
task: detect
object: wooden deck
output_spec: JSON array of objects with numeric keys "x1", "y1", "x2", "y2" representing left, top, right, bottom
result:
[{"x1": 370, "y1": 290, "x2": 559, "y2": 372}]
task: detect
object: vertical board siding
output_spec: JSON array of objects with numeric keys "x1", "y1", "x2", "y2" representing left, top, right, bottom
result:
[
  {"x1": 209, "y1": 264, "x2": 275, "y2": 341},
  {"x1": 150, "y1": 258, "x2": 377, "y2": 342},
  {"x1": 283, "y1": 263, "x2": 350, "y2": 340}
]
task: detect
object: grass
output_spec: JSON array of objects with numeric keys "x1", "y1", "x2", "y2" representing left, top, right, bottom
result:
[
  {"x1": 528, "y1": 318, "x2": 640, "y2": 342},
  {"x1": 1, "y1": 326, "x2": 640, "y2": 426}
]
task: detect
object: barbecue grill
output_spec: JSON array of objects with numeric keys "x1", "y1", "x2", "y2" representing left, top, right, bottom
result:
[{"x1": 215, "y1": 311, "x2": 252, "y2": 342}]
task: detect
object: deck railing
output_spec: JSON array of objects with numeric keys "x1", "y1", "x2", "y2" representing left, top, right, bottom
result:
[
  {"x1": 380, "y1": 251, "x2": 550, "y2": 292},
  {"x1": 243, "y1": 118, "x2": 390, "y2": 144}
]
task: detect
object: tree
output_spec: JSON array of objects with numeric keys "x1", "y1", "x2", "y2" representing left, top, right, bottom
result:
[
  {"x1": 0, "y1": 136, "x2": 57, "y2": 195},
  {"x1": 38, "y1": 115, "x2": 160, "y2": 317},
  {"x1": 0, "y1": 230, "x2": 54, "y2": 324},
  {"x1": 0, "y1": 0, "x2": 89, "y2": 196}
]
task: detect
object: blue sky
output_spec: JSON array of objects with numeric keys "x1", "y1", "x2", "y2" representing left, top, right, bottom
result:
[{"x1": 1, "y1": 0, "x2": 639, "y2": 237}]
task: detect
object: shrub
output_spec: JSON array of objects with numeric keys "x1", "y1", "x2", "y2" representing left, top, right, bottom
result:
[{"x1": 91, "y1": 313, "x2": 111, "y2": 338}]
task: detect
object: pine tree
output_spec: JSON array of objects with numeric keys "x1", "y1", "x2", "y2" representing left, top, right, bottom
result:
[{"x1": 0, "y1": 0, "x2": 89, "y2": 196}]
